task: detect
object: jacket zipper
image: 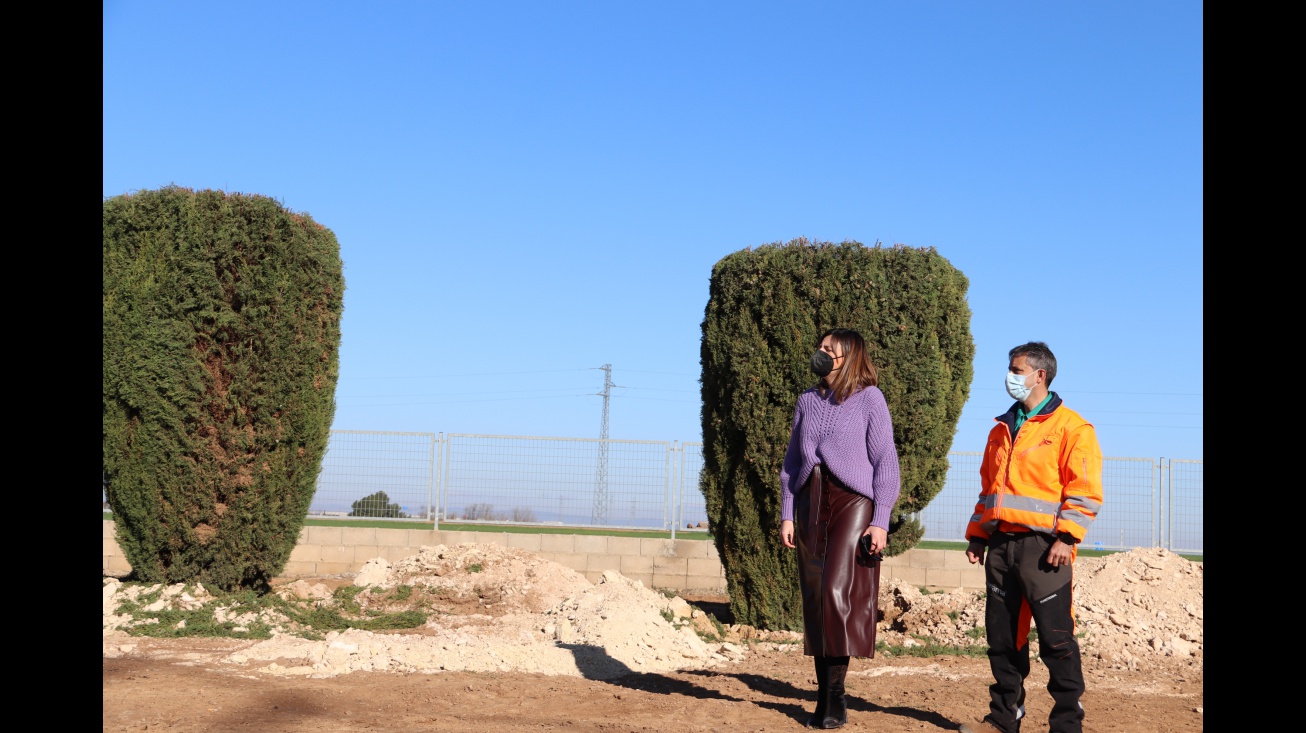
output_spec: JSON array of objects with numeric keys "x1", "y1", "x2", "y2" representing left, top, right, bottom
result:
[{"x1": 998, "y1": 419, "x2": 1049, "y2": 519}]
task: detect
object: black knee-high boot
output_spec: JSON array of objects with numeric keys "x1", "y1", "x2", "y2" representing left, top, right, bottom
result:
[
  {"x1": 820, "y1": 656, "x2": 849, "y2": 729},
  {"x1": 806, "y1": 656, "x2": 829, "y2": 728}
]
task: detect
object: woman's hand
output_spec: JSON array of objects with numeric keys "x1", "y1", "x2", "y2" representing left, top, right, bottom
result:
[
  {"x1": 780, "y1": 520, "x2": 796, "y2": 548},
  {"x1": 860, "y1": 525, "x2": 887, "y2": 554}
]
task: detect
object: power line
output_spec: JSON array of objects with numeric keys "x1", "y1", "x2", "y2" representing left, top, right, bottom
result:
[
  {"x1": 338, "y1": 394, "x2": 592, "y2": 407},
  {"x1": 339, "y1": 386, "x2": 595, "y2": 398},
  {"x1": 340, "y1": 368, "x2": 594, "y2": 380},
  {"x1": 960, "y1": 417, "x2": 1201, "y2": 429},
  {"x1": 971, "y1": 387, "x2": 1201, "y2": 396},
  {"x1": 965, "y1": 406, "x2": 1202, "y2": 416}
]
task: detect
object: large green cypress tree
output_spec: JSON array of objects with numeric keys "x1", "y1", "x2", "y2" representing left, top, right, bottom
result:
[
  {"x1": 103, "y1": 186, "x2": 345, "y2": 591},
  {"x1": 699, "y1": 238, "x2": 973, "y2": 630}
]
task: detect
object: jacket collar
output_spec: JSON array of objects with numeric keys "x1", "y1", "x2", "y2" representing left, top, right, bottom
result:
[{"x1": 994, "y1": 391, "x2": 1062, "y2": 431}]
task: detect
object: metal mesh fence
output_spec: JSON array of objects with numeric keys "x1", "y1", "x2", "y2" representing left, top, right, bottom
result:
[
  {"x1": 1167, "y1": 459, "x2": 1204, "y2": 554},
  {"x1": 440, "y1": 434, "x2": 672, "y2": 530},
  {"x1": 675, "y1": 442, "x2": 708, "y2": 535},
  {"x1": 311, "y1": 430, "x2": 438, "y2": 520},
  {"x1": 916, "y1": 455, "x2": 1191, "y2": 553},
  {"x1": 1083, "y1": 457, "x2": 1158, "y2": 551},
  {"x1": 101, "y1": 429, "x2": 1201, "y2": 553},
  {"x1": 915, "y1": 452, "x2": 983, "y2": 542}
]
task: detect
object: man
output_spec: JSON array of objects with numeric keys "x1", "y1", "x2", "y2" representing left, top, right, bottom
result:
[{"x1": 959, "y1": 342, "x2": 1104, "y2": 733}]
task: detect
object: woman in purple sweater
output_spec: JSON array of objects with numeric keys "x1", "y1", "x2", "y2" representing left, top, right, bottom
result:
[{"x1": 779, "y1": 328, "x2": 901, "y2": 729}]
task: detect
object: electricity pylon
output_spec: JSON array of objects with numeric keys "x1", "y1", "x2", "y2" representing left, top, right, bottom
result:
[{"x1": 592, "y1": 364, "x2": 619, "y2": 524}]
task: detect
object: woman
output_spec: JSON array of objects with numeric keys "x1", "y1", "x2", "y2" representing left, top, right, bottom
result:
[{"x1": 779, "y1": 328, "x2": 901, "y2": 729}]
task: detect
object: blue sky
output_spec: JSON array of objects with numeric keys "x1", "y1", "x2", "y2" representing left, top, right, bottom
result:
[{"x1": 103, "y1": 1, "x2": 1202, "y2": 461}]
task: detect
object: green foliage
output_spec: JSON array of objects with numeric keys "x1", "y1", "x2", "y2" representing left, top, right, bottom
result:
[
  {"x1": 693, "y1": 614, "x2": 728, "y2": 643},
  {"x1": 103, "y1": 186, "x2": 345, "y2": 591},
  {"x1": 699, "y1": 239, "x2": 973, "y2": 630},
  {"x1": 107, "y1": 580, "x2": 427, "y2": 639},
  {"x1": 332, "y1": 585, "x2": 366, "y2": 614},
  {"x1": 709, "y1": 613, "x2": 727, "y2": 638},
  {"x1": 349, "y1": 491, "x2": 406, "y2": 518},
  {"x1": 875, "y1": 637, "x2": 989, "y2": 658},
  {"x1": 281, "y1": 605, "x2": 427, "y2": 632}
]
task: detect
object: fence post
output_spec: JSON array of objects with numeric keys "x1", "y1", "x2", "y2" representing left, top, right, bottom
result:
[
  {"x1": 1164, "y1": 457, "x2": 1172, "y2": 552},
  {"x1": 676, "y1": 441, "x2": 686, "y2": 538},
  {"x1": 666, "y1": 442, "x2": 676, "y2": 539},
  {"x1": 440, "y1": 434, "x2": 452, "y2": 524},
  {"x1": 428, "y1": 433, "x2": 438, "y2": 527}
]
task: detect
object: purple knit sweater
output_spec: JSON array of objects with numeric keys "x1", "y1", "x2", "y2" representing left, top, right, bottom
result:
[{"x1": 779, "y1": 385, "x2": 901, "y2": 530}]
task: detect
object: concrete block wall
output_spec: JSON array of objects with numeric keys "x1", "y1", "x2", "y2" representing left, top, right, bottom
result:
[{"x1": 101, "y1": 520, "x2": 985, "y2": 592}]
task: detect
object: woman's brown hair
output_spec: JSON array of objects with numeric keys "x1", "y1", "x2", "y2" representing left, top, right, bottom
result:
[{"x1": 816, "y1": 328, "x2": 878, "y2": 404}]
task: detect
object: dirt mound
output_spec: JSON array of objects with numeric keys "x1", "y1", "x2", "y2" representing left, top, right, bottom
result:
[
  {"x1": 877, "y1": 546, "x2": 1203, "y2": 672},
  {"x1": 103, "y1": 544, "x2": 1201, "y2": 678},
  {"x1": 351, "y1": 541, "x2": 595, "y2": 615}
]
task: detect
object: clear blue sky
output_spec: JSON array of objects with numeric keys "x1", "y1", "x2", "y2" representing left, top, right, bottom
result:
[{"x1": 104, "y1": 2, "x2": 1203, "y2": 461}]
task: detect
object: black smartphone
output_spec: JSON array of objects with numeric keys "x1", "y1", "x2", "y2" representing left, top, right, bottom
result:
[{"x1": 859, "y1": 535, "x2": 882, "y2": 561}]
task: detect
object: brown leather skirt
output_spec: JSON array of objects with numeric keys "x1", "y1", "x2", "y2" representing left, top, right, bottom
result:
[{"x1": 795, "y1": 464, "x2": 881, "y2": 658}]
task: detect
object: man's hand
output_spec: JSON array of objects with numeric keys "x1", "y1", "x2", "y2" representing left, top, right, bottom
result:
[
  {"x1": 965, "y1": 539, "x2": 985, "y2": 565},
  {"x1": 780, "y1": 520, "x2": 796, "y2": 549},
  {"x1": 1047, "y1": 538, "x2": 1074, "y2": 567}
]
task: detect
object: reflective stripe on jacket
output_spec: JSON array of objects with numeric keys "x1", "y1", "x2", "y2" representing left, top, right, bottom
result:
[{"x1": 965, "y1": 393, "x2": 1104, "y2": 547}]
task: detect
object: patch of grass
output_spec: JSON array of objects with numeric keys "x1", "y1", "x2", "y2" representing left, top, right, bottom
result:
[
  {"x1": 946, "y1": 610, "x2": 960, "y2": 622},
  {"x1": 966, "y1": 626, "x2": 986, "y2": 640},
  {"x1": 691, "y1": 614, "x2": 729, "y2": 643},
  {"x1": 106, "y1": 579, "x2": 429, "y2": 640},
  {"x1": 113, "y1": 583, "x2": 279, "y2": 640},
  {"x1": 125, "y1": 606, "x2": 276, "y2": 640},
  {"x1": 709, "y1": 613, "x2": 727, "y2": 638},
  {"x1": 660, "y1": 609, "x2": 675, "y2": 623},
  {"x1": 466, "y1": 563, "x2": 483, "y2": 573},
  {"x1": 876, "y1": 636, "x2": 988, "y2": 658},
  {"x1": 333, "y1": 585, "x2": 365, "y2": 614},
  {"x1": 273, "y1": 597, "x2": 427, "y2": 633}
]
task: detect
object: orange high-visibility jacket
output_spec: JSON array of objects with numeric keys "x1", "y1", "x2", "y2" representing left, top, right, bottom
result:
[{"x1": 965, "y1": 393, "x2": 1103, "y2": 547}]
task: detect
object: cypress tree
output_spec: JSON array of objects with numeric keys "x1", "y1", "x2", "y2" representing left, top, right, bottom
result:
[
  {"x1": 103, "y1": 186, "x2": 345, "y2": 591},
  {"x1": 699, "y1": 238, "x2": 973, "y2": 629}
]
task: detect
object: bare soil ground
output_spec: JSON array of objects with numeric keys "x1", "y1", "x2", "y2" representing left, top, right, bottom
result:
[{"x1": 102, "y1": 545, "x2": 1203, "y2": 732}]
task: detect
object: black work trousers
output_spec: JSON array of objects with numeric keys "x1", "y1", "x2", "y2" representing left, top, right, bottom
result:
[{"x1": 982, "y1": 531, "x2": 1085, "y2": 733}]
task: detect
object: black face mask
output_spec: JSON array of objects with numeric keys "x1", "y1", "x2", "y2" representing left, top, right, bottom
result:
[{"x1": 810, "y1": 350, "x2": 834, "y2": 377}]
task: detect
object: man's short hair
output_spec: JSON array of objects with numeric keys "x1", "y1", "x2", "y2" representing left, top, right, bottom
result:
[{"x1": 1009, "y1": 342, "x2": 1058, "y2": 386}]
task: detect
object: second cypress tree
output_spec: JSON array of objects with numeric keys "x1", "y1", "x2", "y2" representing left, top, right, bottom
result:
[{"x1": 699, "y1": 238, "x2": 973, "y2": 630}]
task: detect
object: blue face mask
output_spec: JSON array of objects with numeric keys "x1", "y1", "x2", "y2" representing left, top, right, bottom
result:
[{"x1": 1005, "y1": 371, "x2": 1032, "y2": 401}]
